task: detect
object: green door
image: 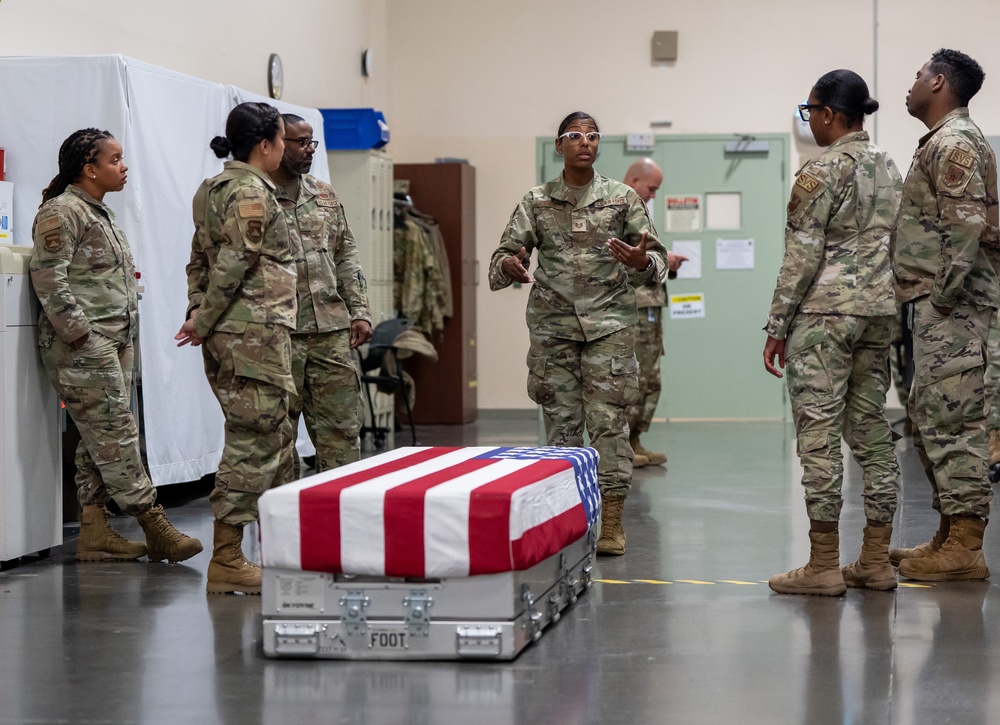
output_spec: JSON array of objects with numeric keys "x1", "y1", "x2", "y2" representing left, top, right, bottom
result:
[{"x1": 538, "y1": 134, "x2": 789, "y2": 420}]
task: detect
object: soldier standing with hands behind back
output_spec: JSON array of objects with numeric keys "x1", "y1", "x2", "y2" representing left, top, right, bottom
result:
[
  {"x1": 890, "y1": 49, "x2": 999, "y2": 582},
  {"x1": 622, "y1": 158, "x2": 687, "y2": 468},
  {"x1": 270, "y1": 113, "x2": 372, "y2": 475}
]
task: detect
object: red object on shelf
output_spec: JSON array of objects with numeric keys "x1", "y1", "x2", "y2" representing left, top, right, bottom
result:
[{"x1": 0, "y1": 148, "x2": 5, "y2": 181}]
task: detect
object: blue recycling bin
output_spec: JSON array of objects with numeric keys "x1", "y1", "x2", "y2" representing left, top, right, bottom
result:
[{"x1": 320, "y1": 108, "x2": 390, "y2": 150}]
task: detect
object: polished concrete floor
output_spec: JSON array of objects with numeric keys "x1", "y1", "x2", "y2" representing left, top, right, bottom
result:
[{"x1": 2, "y1": 413, "x2": 999, "y2": 724}]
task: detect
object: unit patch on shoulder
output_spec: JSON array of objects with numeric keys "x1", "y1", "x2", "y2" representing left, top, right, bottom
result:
[
  {"x1": 246, "y1": 219, "x2": 263, "y2": 242},
  {"x1": 237, "y1": 201, "x2": 265, "y2": 219},
  {"x1": 43, "y1": 232, "x2": 63, "y2": 253},
  {"x1": 944, "y1": 165, "x2": 968, "y2": 187},
  {"x1": 787, "y1": 195, "x2": 802, "y2": 216},
  {"x1": 795, "y1": 173, "x2": 821, "y2": 194},
  {"x1": 949, "y1": 149, "x2": 974, "y2": 169}
]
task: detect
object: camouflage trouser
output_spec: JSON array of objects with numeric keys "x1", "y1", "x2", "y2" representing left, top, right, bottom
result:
[
  {"x1": 285, "y1": 329, "x2": 363, "y2": 474},
  {"x1": 984, "y1": 307, "x2": 1000, "y2": 431},
  {"x1": 785, "y1": 314, "x2": 899, "y2": 523},
  {"x1": 40, "y1": 332, "x2": 156, "y2": 516},
  {"x1": 626, "y1": 307, "x2": 663, "y2": 435},
  {"x1": 202, "y1": 322, "x2": 295, "y2": 526},
  {"x1": 527, "y1": 327, "x2": 639, "y2": 500},
  {"x1": 908, "y1": 298, "x2": 992, "y2": 518}
]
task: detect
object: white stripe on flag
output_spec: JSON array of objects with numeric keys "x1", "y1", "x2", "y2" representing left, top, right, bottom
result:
[
  {"x1": 422, "y1": 458, "x2": 532, "y2": 577},
  {"x1": 509, "y1": 467, "x2": 582, "y2": 539},
  {"x1": 339, "y1": 448, "x2": 488, "y2": 575}
]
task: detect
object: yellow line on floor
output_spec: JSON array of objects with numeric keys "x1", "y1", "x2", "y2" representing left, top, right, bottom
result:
[{"x1": 594, "y1": 578, "x2": 936, "y2": 588}]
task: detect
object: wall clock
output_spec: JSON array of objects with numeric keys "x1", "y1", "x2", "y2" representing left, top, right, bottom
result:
[{"x1": 268, "y1": 53, "x2": 283, "y2": 100}]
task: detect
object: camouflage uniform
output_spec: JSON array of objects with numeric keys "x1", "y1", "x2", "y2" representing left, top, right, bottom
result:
[
  {"x1": 30, "y1": 185, "x2": 155, "y2": 516},
  {"x1": 892, "y1": 108, "x2": 1000, "y2": 519},
  {"x1": 489, "y1": 173, "x2": 666, "y2": 499},
  {"x1": 186, "y1": 161, "x2": 297, "y2": 526},
  {"x1": 628, "y1": 280, "x2": 667, "y2": 436},
  {"x1": 983, "y1": 310, "x2": 1000, "y2": 465},
  {"x1": 765, "y1": 131, "x2": 902, "y2": 523},
  {"x1": 274, "y1": 175, "x2": 371, "y2": 474}
]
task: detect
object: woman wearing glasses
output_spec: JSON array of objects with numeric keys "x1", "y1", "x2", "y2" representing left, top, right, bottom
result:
[
  {"x1": 488, "y1": 111, "x2": 667, "y2": 556},
  {"x1": 175, "y1": 101, "x2": 295, "y2": 595},
  {"x1": 763, "y1": 70, "x2": 902, "y2": 595}
]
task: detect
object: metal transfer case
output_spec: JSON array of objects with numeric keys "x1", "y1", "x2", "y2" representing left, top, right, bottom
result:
[{"x1": 262, "y1": 524, "x2": 595, "y2": 660}]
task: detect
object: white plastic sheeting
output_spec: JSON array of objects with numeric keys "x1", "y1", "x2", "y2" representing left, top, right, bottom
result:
[{"x1": 0, "y1": 55, "x2": 329, "y2": 484}]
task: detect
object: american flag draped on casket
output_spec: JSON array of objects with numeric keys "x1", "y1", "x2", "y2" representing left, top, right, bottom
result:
[{"x1": 259, "y1": 446, "x2": 600, "y2": 578}]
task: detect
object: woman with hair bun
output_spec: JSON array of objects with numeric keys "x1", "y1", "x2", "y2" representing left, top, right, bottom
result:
[
  {"x1": 763, "y1": 70, "x2": 903, "y2": 595},
  {"x1": 176, "y1": 101, "x2": 294, "y2": 595}
]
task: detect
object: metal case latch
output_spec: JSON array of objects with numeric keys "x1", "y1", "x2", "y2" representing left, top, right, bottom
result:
[
  {"x1": 402, "y1": 590, "x2": 433, "y2": 637},
  {"x1": 339, "y1": 590, "x2": 370, "y2": 635},
  {"x1": 521, "y1": 584, "x2": 543, "y2": 641}
]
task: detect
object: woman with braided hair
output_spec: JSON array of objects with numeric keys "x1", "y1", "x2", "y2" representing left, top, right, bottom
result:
[
  {"x1": 175, "y1": 102, "x2": 294, "y2": 595},
  {"x1": 30, "y1": 128, "x2": 203, "y2": 564}
]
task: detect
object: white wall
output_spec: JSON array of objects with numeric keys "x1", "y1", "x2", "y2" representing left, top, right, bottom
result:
[{"x1": 4, "y1": 0, "x2": 1000, "y2": 413}]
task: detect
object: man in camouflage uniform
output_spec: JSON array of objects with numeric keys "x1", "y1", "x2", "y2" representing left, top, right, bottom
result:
[
  {"x1": 32, "y1": 128, "x2": 201, "y2": 564},
  {"x1": 270, "y1": 114, "x2": 372, "y2": 475},
  {"x1": 489, "y1": 114, "x2": 667, "y2": 556},
  {"x1": 890, "y1": 49, "x2": 999, "y2": 581},
  {"x1": 764, "y1": 92, "x2": 902, "y2": 595},
  {"x1": 623, "y1": 158, "x2": 687, "y2": 467},
  {"x1": 178, "y1": 117, "x2": 296, "y2": 594},
  {"x1": 985, "y1": 310, "x2": 1000, "y2": 481}
]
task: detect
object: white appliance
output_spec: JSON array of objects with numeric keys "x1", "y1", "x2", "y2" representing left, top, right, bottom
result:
[{"x1": 0, "y1": 243, "x2": 62, "y2": 561}]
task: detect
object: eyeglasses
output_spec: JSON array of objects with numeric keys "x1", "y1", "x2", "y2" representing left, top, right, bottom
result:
[
  {"x1": 557, "y1": 131, "x2": 602, "y2": 144},
  {"x1": 797, "y1": 104, "x2": 824, "y2": 122},
  {"x1": 286, "y1": 137, "x2": 320, "y2": 149}
]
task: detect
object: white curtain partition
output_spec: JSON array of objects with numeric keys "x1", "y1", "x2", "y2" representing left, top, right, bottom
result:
[{"x1": 0, "y1": 55, "x2": 329, "y2": 484}]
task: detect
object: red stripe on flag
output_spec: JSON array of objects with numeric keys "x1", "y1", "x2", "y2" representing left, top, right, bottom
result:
[
  {"x1": 468, "y1": 459, "x2": 572, "y2": 575},
  {"x1": 299, "y1": 447, "x2": 459, "y2": 573},
  {"x1": 383, "y1": 458, "x2": 497, "y2": 577},
  {"x1": 511, "y1": 504, "x2": 587, "y2": 571}
]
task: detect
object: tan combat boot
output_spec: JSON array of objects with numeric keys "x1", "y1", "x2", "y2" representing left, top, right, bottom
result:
[
  {"x1": 629, "y1": 433, "x2": 649, "y2": 468},
  {"x1": 596, "y1": 497, "x2": 626, "y2": 556},
  {"x1": 769, "y1": 530, "x2": 846, "y2": 596},
  {"x1": 898, "y1": 515, "x2": 990, "y2": 581},
  {"x1": 76, "y1": 505, "x2": 147, "y2": 561},
  {"x1": 889, "y1": 514, "x2": 949, "y2": 567},
  {"x1": 989, "y1": 429, "x2": 1000, "y2": 483},
  {"x1": 842, "y1": 524, "x2": 897, "y2": 591},
  {"x1": 137, "y1": 505, "x2": 203, "y2": 563},
  {"x1": 207, "y1": 521, "x2": 262, "y2": 595},
  {"x1": 634, "y1": 440, "x2": 667, "y2": 466}
]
